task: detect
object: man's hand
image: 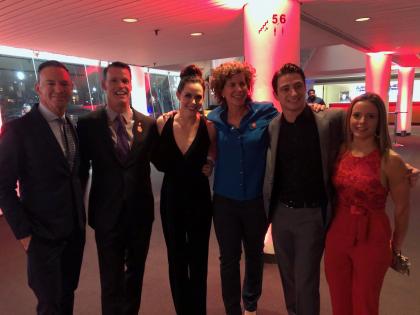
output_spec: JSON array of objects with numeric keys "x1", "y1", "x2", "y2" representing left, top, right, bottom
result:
[
  {"x1": 19, "y1": 235, "x2": 32, "y2": 252},
  {"x1": 406, "y1": 163, "x2": 419, "y2": 188},
  {"x1": 162, "y1": 110, "x2": 177, "y2": 122},
  {"x1": 310, "y1": 103, "x2": 326, "y2": 112},
  {"x1": 202, "y1": 161, "x2": 214, "y2": 177}
]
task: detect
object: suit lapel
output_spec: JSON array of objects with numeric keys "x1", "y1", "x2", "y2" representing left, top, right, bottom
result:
[
  {"x1": 31, "y1": 105, "x2": 69, "y2": 170},
  {"x1": 125, "y1": 109, "x2": 145, "y2": 165},
  {"x1": 98, "y1": 108, "x2": 122, "y2": 164},
  {"x1": 314, "y1": 112, "x2": 331, "y2": 190},
  {"x1": 269, "y1": 114, "x2": 281, "y2": 177},
  {"x1": 130, "y1": 110, "x2": 145, "y2": 150}
]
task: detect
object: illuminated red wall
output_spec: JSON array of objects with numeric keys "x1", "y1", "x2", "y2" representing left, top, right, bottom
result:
[{"x1": 244, "y1": 0, "x2": 300, "y2": 107}]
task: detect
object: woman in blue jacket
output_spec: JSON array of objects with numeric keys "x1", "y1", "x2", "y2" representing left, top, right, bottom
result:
[{"x1": 207, "y1": 61, "x2": 278, "y2": 315}]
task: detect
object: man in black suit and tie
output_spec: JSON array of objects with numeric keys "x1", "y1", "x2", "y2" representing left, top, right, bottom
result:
[
  {"x1": 77, "y1": 61, "x2": 157, "y2": 315},
  {"x1": 0, "y1": 60, "x2": 86, "y2": 315}
]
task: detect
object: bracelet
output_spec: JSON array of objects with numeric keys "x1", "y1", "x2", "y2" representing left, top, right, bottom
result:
[{"x1": 392, "y1": 248, "x2": 402, "y2": 255}]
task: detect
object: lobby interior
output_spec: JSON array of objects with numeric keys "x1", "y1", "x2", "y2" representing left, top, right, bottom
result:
[{"x1": 1, "y1": 1, "x2": 420, "y2": 314}]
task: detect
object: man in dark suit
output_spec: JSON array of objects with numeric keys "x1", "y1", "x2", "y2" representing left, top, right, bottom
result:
[
  {"x1": 77, "y1": 61, "x2": 157, "y2": 315},
  {"x1": 0, "y1": 60, "x2": 86, "y2": 315},
  {"x1": 263, "y1": 63, "x2": 344, "y2": 315}
]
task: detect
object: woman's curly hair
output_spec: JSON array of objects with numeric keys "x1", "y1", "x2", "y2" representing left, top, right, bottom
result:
[{"x1": 210, "y1": 61, "x2": 256, "y2": 104}]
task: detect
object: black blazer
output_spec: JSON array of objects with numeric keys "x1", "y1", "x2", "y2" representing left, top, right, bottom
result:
[
  {"x1": 0, "y1": 104, "x2": 85, "y2": 240},
  {"x1": 77, "y1": 107, "x2": 157, "y2": 233}
]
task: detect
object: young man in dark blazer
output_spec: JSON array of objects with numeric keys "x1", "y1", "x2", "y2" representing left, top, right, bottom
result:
[
  {"x1": 0, "y1": 60, "x2": 86, "y2": 315},
  {"x1": 77, "y1": 61, "x2": 158, "y2": 315},
  {"x1": 263, "y1": 63, "x2": 345, "y2": 315}
]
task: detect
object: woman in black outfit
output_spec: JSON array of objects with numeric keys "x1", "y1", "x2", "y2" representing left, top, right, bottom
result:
[{"x1": 154, "y1": 65, "x2": 216, "y2": 315}]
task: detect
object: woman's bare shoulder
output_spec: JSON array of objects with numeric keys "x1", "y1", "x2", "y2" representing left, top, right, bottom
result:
[
  {"x1": 383, "y1": 150, "x2": 407, "y2": 175},
  {"x1": 156, "y1": 115, "x2": 169, "y2": 134}
]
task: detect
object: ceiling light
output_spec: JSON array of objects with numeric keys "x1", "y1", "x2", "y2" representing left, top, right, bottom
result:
[
  {"x1": 367, "y1": 51, "x2": 394, "y2": 56},
  {"x1": 190, "y1": 32, "x2": 203, "y2": 37},
  {"x1": 16, "y1": 71, "x2": 25, "y2": 80},
  {"x1": 122, "y1": 17, "x2": 138, "y2": 23},
  {"x1": 212, "y1": 0, "x2": 248, "y2": 9},
  {"x1": 355, "y1": 17, "x2": 370, "y2": 22}
]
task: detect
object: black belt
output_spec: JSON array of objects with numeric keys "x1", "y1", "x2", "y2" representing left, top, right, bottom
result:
[{"x1": 279, "y1": 199, "x2": 323, "y2": 209}]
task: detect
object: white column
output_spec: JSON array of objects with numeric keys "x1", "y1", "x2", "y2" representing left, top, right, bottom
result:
[
  {"x1": 244, "y1": 0, "x2": 301, "y2": 255},
  {"x1": 365, "y1": 52, "x2": 392, "y2": 110},
  {"x1": 244, "y1": 0, "x2": 300, "y2": 107},
  {"x1": 130, "y1": 66, "x2": 149, "y2": 115},
  {"x1": 396, "y1": 67, "x2": 415, "y2": 135}
]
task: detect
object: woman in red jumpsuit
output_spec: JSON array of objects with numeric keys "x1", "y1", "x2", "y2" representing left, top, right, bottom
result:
[{"x1": 324, "y1": 92, "x2": 410, "y2": 315}]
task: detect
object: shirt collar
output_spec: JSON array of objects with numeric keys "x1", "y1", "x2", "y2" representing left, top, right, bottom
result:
[
  {"x1": 281, "y1": 105, "x2": 313, "y2": 125},
  {"x1": 106, "y1": 105, "x2": 133, "y2": 124},
  {"x1": 38, "y1": 103, "x2": 65, "y2": 122},
  {"x1": 220, "y1": 99, "x2": 254, "y2": 122}
]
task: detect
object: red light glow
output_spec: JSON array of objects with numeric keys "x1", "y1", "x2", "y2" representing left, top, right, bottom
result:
[{"x1": 85, "y1": 65, "x2": 100, "y2": 77}]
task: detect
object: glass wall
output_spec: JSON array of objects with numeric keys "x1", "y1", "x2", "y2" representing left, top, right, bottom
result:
[
  {"x1": 314, "y1": 77, "x2": 420, "y2": 106},
  {"x1": 0, "y1": 47, "x2": 184, "y2": 124},
  {"x1": 85, "y1": 65, "x2": 105, "y2": 106},
  {"x1": 145, "y1": 70, "x2": 180, "y2": 118},
  {"x1": 0, "y1": 55, "x2": 38, "y2": 122},
  {"x1": 0, "y1": 54, "x2": 108, "y2": 123}
]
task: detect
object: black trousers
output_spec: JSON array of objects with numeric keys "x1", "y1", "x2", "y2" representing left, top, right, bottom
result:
[
  {"x1": 271, "y1": 204, "x2": 326, "y2": 315},
  {"x1": 27, "y1": 227, "x2": 85, "y2": 315},
  {"x1": 160, "y1": 199, "x2": 212, "y2": 315},
  {"x1": 213, "y1": 194, "x2": 268, "y2": 315},
  {"x1": 95, "y1": 209, "x2": 152, "y2": 315}
]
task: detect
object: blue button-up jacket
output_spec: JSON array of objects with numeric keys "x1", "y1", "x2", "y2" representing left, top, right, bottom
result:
[{"x1": 207, "y1": 101, "x2": 278, "y2": 201}]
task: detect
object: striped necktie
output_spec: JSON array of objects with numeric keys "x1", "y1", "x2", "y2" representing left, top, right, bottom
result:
[{"x1": 60, "y1": 117, "x2": 76, "y2": 169}]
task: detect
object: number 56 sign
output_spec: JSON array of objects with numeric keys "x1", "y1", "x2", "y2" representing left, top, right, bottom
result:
[
  {"x1": 272, "y1": 14, "x2": 286, "y2": 24},
  {"x1": 258, "y1": 13, "x2": 287, "y2": 36}
]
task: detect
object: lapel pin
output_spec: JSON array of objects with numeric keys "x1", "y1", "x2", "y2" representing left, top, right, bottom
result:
[
  {"x1": 137, "y1": 122, "x2": 143, "y2": 133},
  {"x1": 250, "y1": 122, "x2": 257, "y2": 129}
]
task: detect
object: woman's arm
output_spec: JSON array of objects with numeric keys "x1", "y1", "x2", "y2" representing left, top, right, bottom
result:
[
  {"x1": 384, "y1": 152, "x2": 410, "y2": 251},
  {"x1": 206, "y1": 120, "x2": 217, "y2": 162},
  {"x1": 202, "y1": 120, "x2": 217, "y2": 177}
]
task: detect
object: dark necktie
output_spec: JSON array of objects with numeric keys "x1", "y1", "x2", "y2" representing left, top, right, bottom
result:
[
  {"x1": 61, "y1": 117, "x2": 76, "y2": 170},
  {"x1": 114, "y1": 115, "x2": 130, "y2": 162}
]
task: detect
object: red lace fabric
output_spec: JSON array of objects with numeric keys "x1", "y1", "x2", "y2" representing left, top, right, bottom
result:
[{"x1": 329, "y1": 149, "x2": 391, "y2": 244}]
